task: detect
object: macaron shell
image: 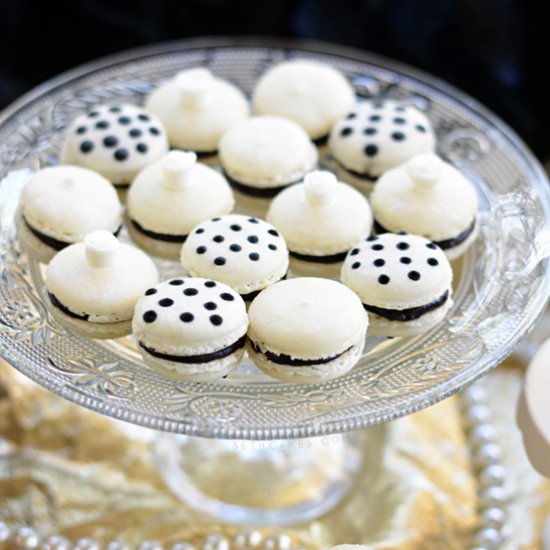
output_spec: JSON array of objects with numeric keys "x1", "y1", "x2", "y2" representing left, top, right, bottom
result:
[
  {"x1": 127, "y1": 161, "x2": 234, "y2": 235},
  {"x1": 267, "y1": 180, "x2": 372, "y2": 255},
  {"x1": 253, "y1": 60, "x2": 355, "y2": 140},
  {"x1": 329, "y1": 101, "x2": 435, "y2": 178},
  {"x1": 341, "y1": 233, "x2": 452, "y2": 310},
  {"x1": 21, "y1": 166, "x2": 122, "y2": 242},
  {"x1": 218, "y1": 116, "x2": 318, "y2": 187},
  {"x1": 181, "y1": 215, "x2": 289, "y2": 294},
  {"x1": 61, "y1": 104, "x2": 169, "y2": 184},
  {"x1": 132, "y1": 278, "x2": 248, "y2": 356},
  {"x1": 145, "y1": 76, "x2": 250, "y2": 152},
  {"x1": 247, "y1": 277, "x2": 368, "y2": 359},
  {"x1": 46, "y1": 241, "x2": 159, "y2": 321}
]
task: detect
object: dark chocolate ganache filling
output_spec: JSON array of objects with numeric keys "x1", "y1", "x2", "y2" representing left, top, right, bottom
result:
[
  {"x1": 239, "y1": 273, "x2": 287, "y2": 302},
  {"x1": 49, "y1": 292, "x2": 89, "y2": 321},
  {"x1": 289, "y1": 250, "x2": 348, "y2": 264},
  {"x1": 113, "y1": 182, "x2": 130, "y2": 189},
  {"x1": 364, "y1": 290, "x2": 449, "y2": 322},
  {"x1": 336, "y1": 161, "x2": 378, "y2": 182},
  {"x1": 249, "y1": 339, "x2": 353, "y2": 367},
  {"x1": 131, "y1": 219, "x2": 188, "y2": 243},
  {"x1": 139, "y1": 334, "x2": 247, "y2": 364},
  {"x1": 374, "y1": 219, "x2": 476, "y2": 250},
  {"x1": 223, "y1": 171, "x2": 299, "y2": 198},
  {"x1": 25, "y1": 217, "x2": 122, "y2": 252}
]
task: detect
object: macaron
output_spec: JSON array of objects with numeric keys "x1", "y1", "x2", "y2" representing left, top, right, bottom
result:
[
  {"x1": 61, "y1": 103, "x2": 169, "y2": 188},
  {"x1": 18, "y1": 166, "x2": 123, "y2": 263},
  {"x1": 127, "y1": 151, "x2": 234, "y2": 259},
  {"x1": 247, "y1": 277, "x2": 368, "y2": 383},
  {"x1": 45, "y1": 230, "x2": 159, "y2": 339},
  {"x1": 253, "y1": 59, "x2": 356, "y2": 141},
  {"x1": 370, "y1": 153, "x2": 479, "y2": 260},
  {"x1": 180, "y1": 214, "x2": 289, "y2": 301},
  {"x1": 341, "y1": 233, "x2": 453, "y2": 337},
  {"x1": 329, "y1": 100, "x2": 436, "y2": 185},
  {"x1": 145, "y1": 67, "x2": 250, "y2": 154},
  {"x1": 218, "y1": 116, "x2": 318, "y2": 198},
  {"x1": 267, "y1": 170, "x2": 372, "y2": 277},
  {"x1": 132, "y1": 277, "x2": 248, "y2": 382}
]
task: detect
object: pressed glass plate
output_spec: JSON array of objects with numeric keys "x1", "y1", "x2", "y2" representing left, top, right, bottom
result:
[{"x1": 0, "y1": 37, "x2": 549, "y2": 440}]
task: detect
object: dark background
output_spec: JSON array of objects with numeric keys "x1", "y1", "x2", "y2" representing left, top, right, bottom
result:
[{"x1": 1, "y1": 0, "x2": 549, "y2": 161}]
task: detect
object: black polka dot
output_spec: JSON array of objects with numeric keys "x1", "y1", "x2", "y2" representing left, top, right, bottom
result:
[
  {"x1": 109, "y1": 106, "x2": 121, "y2": 113},
  {"x1": 400, "y1": 257, "x2": 412, "y2": 264},
  {"x1": 129, "y1": 128, "x2": 142, "y2": 138},
  {"x1": 195, "y1": 228, "x2": 205, "y2": 234},
  {"x1": 364, "y1": 144, "x2": 378, "y2": 157},
  {"x1": 398, "y1": 231, "x2": 408, "y2": 235},
  {"x1": 196, "y1": 246, "x2": 207, "y2": 254},
  {"x1": 397, "y1": 242, "x2": 410, "y2": 250},
  {"x1": 248, "y1": 218, "x2": 259, "y2": 224},
  {"x1": 367, "y1": 236, "x2": 378, "y2": 242},
  {"x1": 169, "y1": 279, "x2": 184, "y2": 285},
  {"x1": 415, "y1": 124, "x2": 426, "y2": 133},
  {"x1": 426, "y1": 243, "x2": 437, "y2": 250},
  {"x1": 230, "y1": 224, "x2": 242, "y2": 231},
  {"x1": 210, "y1": 315, "x2": 223, "y2": 326},
  {"x1": 346, "y1": 112, "x2": 357, "y2": 119},
  {"x1": 143, "y1": 310, "x2": 157, "y2": 323},
  {"x1": 393, "y1": 117, "x2": 406, "y2": 124},
  {"x1": 136, "y1": 143, "x2": 148, "y2": 154},
  {"x1": 247, "y1": 235, "x2": 259, "y2": 244},
  {"x1": 145, "y1": 288, "x2": 157, "y2": 296},
  {"x1": 88, "y1": 111, "x2": 100, "y2": 118},
  {"x1": 268, "y1": 244, "x2": 277, "y2": 251},
  {"x1": 373, "y1": 259, "x2": 385, "y2": 267},
  {"x1": 149, "y1": 127, "x2": 160, "y2": 136},
  {"x1": 369, "y1": 115, "x2": 382, "y2": 122},
  {"x1": 180, "y1": 312, "x2": 194, "y2": 323},
  {"x1": 183, "y1": 288, "x2": 198, "y2": 296},
  {"x1": 395, "y1": 106, "x2": 406, "y2": 112},
  {"x1": 80, "y1": 141, "x2": 94, "y2": 153},
  {"x1": 76, "y1": 126, "x2": 87, "y2": 134},
  {"x1": 408, "y1": 271, "x2": 421, "y2": 281},
  {"x1": 212, "y1": 217, "x2": 221, "y2": 222},
  {"x1": 391, "y1": 132, "x2": 406, "y2": 141},
  {"x1": 427, "y1": 258, "x2": 439, "y2": 266},
  {"x1": 372, "y1": 244, "x2": 384, "y2": 251},
  {"x1": 220, "y1": 293, "x2": 234, "y2": 301},
  {"x1": 159, "y1": 298, "x2": 174, "y2": 307},
  {"x1": 340, "y1": 127, "x2": 353, "y2": 137},
  {"x1": 204, "y1": 302, "x2": 217, "y2": 311},
  {"x1": 352, "y1": 262, "x2": 361, "y2": 269},
  {"x1": 214, "y1": 257, "x2": 226, "y2": 266},
  {"x1": 95, "y1": 120, "x2": 109, "y2": 130},
  {"x1": 350, "y1": 248, "x2": 360, "y2": 256},
  {"x1": 230, "y1": 244, "x2": 242, "y2": 252},
  {"x1": 378, "y1": 275, "x2": 390, "y2": 285},
  {"x1": 138, "y1": 114, "x2": 150, "y2": 122},
  {"x1": 363, "y1": 127, "x2": 377, "y2": 135},
  {"x1": 249, "y1": 252, "x2": 260, "y2": 261},
  {"x1": 268, "y1": 229, "x2": 279, "y2": 237},
  {"x1": 118, "y1": 116, "x2": 131, "y2": 125},
  {"x1": 213, "y1": 235, "x2": 225, "y2": 243},
  {"x1": 114, "y1": 148, "x2": 129, "y2": 161},
  {"x1": 103, "y1": 135, "x2": 118, "y2": 148},
  {"x1": 204, "y1": 281, "x2": 216, "y2": 287}
]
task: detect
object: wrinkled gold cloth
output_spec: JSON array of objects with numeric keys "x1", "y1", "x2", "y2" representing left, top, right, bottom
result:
[{"x1": 1, "y1": 341, "x2": 550, "y2": 548}]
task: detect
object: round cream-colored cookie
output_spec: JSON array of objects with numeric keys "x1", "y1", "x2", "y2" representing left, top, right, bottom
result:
[
  {"x1": 18, "y1": 166, "x2": 123, "y2": 263},
  {"x1": 127, "y1": 151, "x2": 234, "y2": 259},
  {"x1": 145, "y1": 67, "x2": 249, "y2": 153},
  {"x1": 133, "y1": 278, "x2": 248, "y2": 381},
  {"x1": 181, "y1": 214, "x2": 289, "y2": 300},
  {"x1": 218, "y1": 116, "x2": 318, "y2": 197},
  {"x1": 341, "y1": 233, "x2": 452, "y2": 337},
  {"x1": 371, "y1": 154, "x2": 478, "y2": 261},
  {"x1": 253, "y1": 59, "x2": 355, "y2": 140},
  {"x1": 267, "y1": 170, "x2": 372, "y2": 268},
  {"x1": 329, "y1": 100, "x2": 435, "y2": 185},
  {"x1": 247, "y1": 278, "x2": 368, "y2": 383},
  {"x1": 61, "y1": 103, "x2": 169, "y2": 186},
  {"x1": 45, "y1": 231, "x2": 159, "y2": 339}
]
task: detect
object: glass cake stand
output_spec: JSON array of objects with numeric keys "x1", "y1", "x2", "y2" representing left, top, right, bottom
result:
[{"x1": 0, "y1": 37, "x2": 549, "y2": 526}]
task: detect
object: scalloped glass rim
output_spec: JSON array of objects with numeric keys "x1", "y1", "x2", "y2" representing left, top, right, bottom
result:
[{"x1": 0, "y1": 37, "x2": 549, "y2": 440}]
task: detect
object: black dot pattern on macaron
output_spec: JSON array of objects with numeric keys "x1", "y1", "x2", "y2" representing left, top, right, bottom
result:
[
  {"x1": 373, "y1": 259, "x2": 385, "y2": 267},
  {"x1": 159, "y1": 298, "x2": 174, "y2": 307},
  {"x1": 393, "y1": 117, "x2": 406, "y2": 124},
  {"x1": 145, "y1": 288, "x2": 157, "y2": 296},
  {"x1": 76, "y1": 126, "x2": 87, "y2": 134},
  {"x1": 114, "y1": 148, "x2": 129, "y2": 161},
  {"x1": 204, "y1": 281, "x2": 217, "y2": 287},
  {"x1": 118, "y1": 116, "x2": 131, "y2": 125},
  {"x1": 214, "y1": 257, "x2": 226, "y2": 266},
  {"x1": 80, "y1": 141, "x2": 94, "y2": 153},
  {"x1": 268, "y1": 244, "x2": 277, "y2": 251},
  {"x1": 210, "y1": 315, "x2": 223, "y2": 326},
  {"x1": 103, "y1": 135, "x2": 118, "y2": 148},
  {"x1": 248, "y1": 218, "x2": 259, "y2": 224},
  {"x1": 213, "y1": 235, "x2": 225, "y2": 243},
  {"x1": 95, "y1": 120, "x2": 109, "y2": 130},
  {"x1": 427, "y1": 258, "x2": 439, "y2": 266},
  {"x1": 180, "y1": 312, "x2": 194, "y2": 323},
  {"x1": 369, "y1": 115, "x2": 382, "y2": 122},
  {"x1": 183, "y1": 288, "x2": 198, "y2": 296},
  {"x1": 364, "y1": 127, "x2": 377, "y2": 135},
  {"x1": 396, "y1": 242, "x2": 410, "y2": 250},
  {"x1": 391, "y1": 132, "x2": 406, "y2": 141},
  {"x1": 364, "y1": 144, "x2": 378, "y2": 157},
  {"x1": 109, "y1": 106, "x2": 122, "y2": 113},
  {"x1": 230, "y1": 244, "x2": 242, "y2": 252},
  {"x1": 136, "y1": 143, "x2": 148, "y2": 154},
  {"x1": 408, "y1": 271, "x2": 421, "y2": 281},
  {"x1": 195, "y1": 228, "x2": 205, "y2": 234},
  {"x1": 169, "y1": 279, "x2": 184, "y2": 285},
  {"x1": 230, "y1": 224, "x2": 242, "y2": 231},
  {"x1": 129, "y1": 128, "x2": 142, "y2": 138},
  {"x1": 352, "y1": 262, "x2": 361, "y2": 269},
  {"x1": 196, "y1": 246, "x2": 207, "y2": 254},
  {"x1": 204, "y1": 301, "x2": 217, "y2": 310},
  {"x1": 220, "y1": 293, "x2": 234, "y2": 301},
  {"x1": 341, "y1": 127, "x2": 353, "y2": 137},
  {"x1": 346, "y1": 112, "x2": 357, "y2": 119},
  {"x1": 426, "y1": 243, "x2": 438, "y2": 249},
  {"x1": 249, "y1": 253, "x2": 260, "y2": 261},
  {"x1": 400, "y1": 257, "x2": 412, "y2": 264},
  {"x1": 138, "y1": 114, "x2": 150, "y2": 122},
  {"x1": 143, "y1": 310, "x2": 157, "y2": 323},
  {"x1": 247, "y1": 235, "x2": 259, "y2": 244},
  {"x1": 378, "y1": 275, "x2": 390, "y2": 285},
  {"x1": 350, "y1": 248, "x2": 360, "y2": 256},
  {"x1": 372, "y1": 244, "x2": 384, "y2": 251}
]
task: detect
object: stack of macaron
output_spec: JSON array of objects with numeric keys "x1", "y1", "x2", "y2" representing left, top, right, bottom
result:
[{"x1": 16, "y1": 56, "x2": 482, "y2": 386}]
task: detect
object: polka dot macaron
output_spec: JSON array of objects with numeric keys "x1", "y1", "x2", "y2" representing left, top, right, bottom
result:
[
  {"x1": 341, "y1": 232, "x2": 453, "y2": 337},
  {"x1": 329, "y1": 100, "x2": 436, "y2": 183},
  {"x1": 181, "y1": 214, "x2": 289, "y2": 301},
  {"x1": 61, "y1": 103, "x2": 169, "y2": 187}
]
